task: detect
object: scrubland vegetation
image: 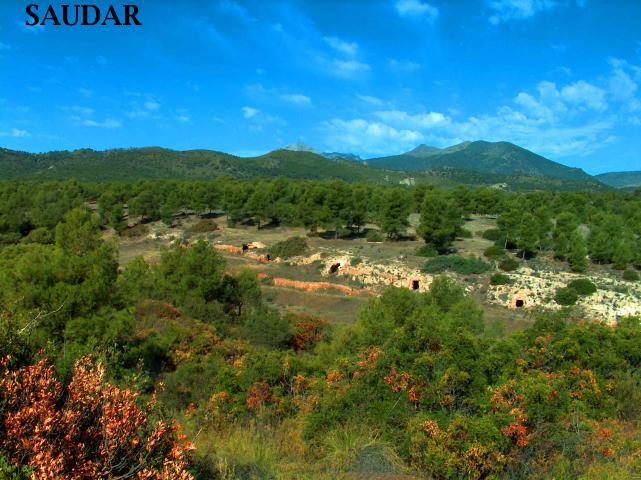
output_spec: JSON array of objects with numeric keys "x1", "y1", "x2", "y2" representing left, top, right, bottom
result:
[{"x1": 1, "y1": 178, "x2": 641, "y2": 478}]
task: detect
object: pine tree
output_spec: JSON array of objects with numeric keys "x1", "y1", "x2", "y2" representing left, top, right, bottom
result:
[
  {"x1": 380, "y1": 189, "x2": 410, "y2": 240},
  {"x1": 418, "y1": 190, "x2": 463, "y2": 253},
  {"x1": 568, "y1": 232, "x2": 588, "y2": 272}
]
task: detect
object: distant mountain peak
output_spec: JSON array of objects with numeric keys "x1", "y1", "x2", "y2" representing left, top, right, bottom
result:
[
  {"x1": 283, "y1": 143, "x2": 320, "y2": 154},
  {"x1": 367, "y1": 139, "x2": 596, "y2": 182},
  {"x1": 406, "y1": 144, "x2": 441, "y2": 157}
]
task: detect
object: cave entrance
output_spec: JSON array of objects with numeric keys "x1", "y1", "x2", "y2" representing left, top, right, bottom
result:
[
  {"x1": 412, "y1": 280, "x2": 420, "y2": 290},
  {"x1": 515, "y1": 299, "x2": 525, "y2": 308},
  {"x1": 330, "y1": 263, "x2": 341, "y2": 274},
  {"x1": 242, "y1": 243, "x2": 249, "y2": 252}
]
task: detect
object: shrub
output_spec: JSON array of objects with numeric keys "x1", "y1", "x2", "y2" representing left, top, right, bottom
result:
[
  {"x1": 337, "y1": 227, "x2": 352, "y2": 239},
  {"x1": 484, "y1": 245, "x2": 506, "y2": 259},
  {"x1": 499, "y1": 257, "x2": 520, "y2": 272},
  {"x1": 366, "y1": 230, "x2": 384, "y2": 242},
  {"x1": 623, "y1": 270, "x2": 640, "y2": 282},
  {"x1": 490, "y1": 273, "x2": 511, "y2": 286},
  {"x1": 482, "y1": 228, "x2": 502, "y2": 242},
  {"x1": 423, "y1": 255, "x2": 492, "y2": 275},
  {"x1": 120, "y1": 223, "x2": 149, "y2": 238},
  {"x1": 288, "y1": 313, "x2": 330, "y2": 351},
  {"x1": 555, "y1": 287, "x2": 578, "y2": 306},
  {"x1": 268, "y1": 236, "x2": 308, "y2": 259},
  {"x1": 416, "y1": 245, "x2": 438, "y2": 257},
  {"x1": 459, "y1": 228, "x2": 473, "y2": 238},
  {"x1": 567, "y1": 278, "x2": 597, "y2": 296},
  {"x1": 190, "y1": 219, "x2": 219, "y2": 233},
  {"x1": 350, "y1": 256, "x2": 363, "y2": 266},
  {"x1": 241, "y1": 308, "x2": 292, "y2": 349},
  {"x1": 0, "y1": 356, "x2": 193, "y2": 479}
]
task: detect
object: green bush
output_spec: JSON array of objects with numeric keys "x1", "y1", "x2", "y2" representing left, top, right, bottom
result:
[
  {"x1": 490, "y1": 273, "x2": 511, "y2": 286},
  {"x1": 555, "y1": 287, "x2": 578, "y2": 306},
  {"x1": 0, "y1": 456, "x2": 30, "y2": 480},
  {"x1": 567, "y1": 278, "x2": 597, "y2": 296},
  {"x1": 499, "y1": 257, "x2": 520, "y2": 272},
  {"x1": 423, "y1": 255, "x2": 492, "y2": 275},
  {"x1": 366, "y1": 230, "x2": 384, "y2": 242},
  {"x1": 623, "y1": 269, "x2": 640, "y2": 282},
  {"x1": 335, "y1": 227, "x2": 352, "y2": 239},
  {"x1": 415, "y1": 245, "x2": 438, "y2": 257},
  {"x1": 268, "y1": 236, "x2": 308, "y2": 259},
  {"x1": 482, "y1": 228, "x2": 501, "y2": 242},
  {"x1": 240, "y1": 308, "x2": 293, "y2": 349},
  {"x1": 350, "y1": 256, "x2": 363, "y2": 266},
  {"x1": 459, "y1": 228, "x2": 473, "y2": 238},
  {"x1": 483, "y1": 245, "x2": 506, "y2": 259}
]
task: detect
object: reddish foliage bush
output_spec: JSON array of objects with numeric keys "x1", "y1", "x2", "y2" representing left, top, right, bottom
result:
[
  {"x1": 289, "y1": 314, "x2": 329, "y2": 352},
  {"x1": 0, "y1": 355, "x2": 193, "y2": 479},
  {"x1": 246, "y1": 382, "x2": 274, "y2": 411}
]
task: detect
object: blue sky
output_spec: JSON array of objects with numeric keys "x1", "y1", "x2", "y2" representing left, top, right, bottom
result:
[{"x1": 1, "y1": 0, "x2": 640, "y2": 173}]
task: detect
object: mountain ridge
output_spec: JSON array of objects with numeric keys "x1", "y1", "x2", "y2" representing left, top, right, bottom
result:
[
  {"x1": 596, "y1": 171, "x2": 641, "y2": 189},
  {"x1": 0, "y1": 143, "x2": 609, "y2": 191},
  {"x1": 366, "y1": 140, "x2": 593, "y2": 181}
]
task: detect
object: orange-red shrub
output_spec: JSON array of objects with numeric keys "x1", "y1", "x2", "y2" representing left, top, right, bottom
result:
[
  {"x1": 0, "y1": 355, "x2": 193, "y2": 479},
  {"x1": 289, "y1": 314, "x2": 329, "y2": 352}
]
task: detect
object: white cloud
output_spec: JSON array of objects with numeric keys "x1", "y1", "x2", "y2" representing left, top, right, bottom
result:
[
  {"x1": 127, "y1": 99, "x2": 162, "y2": 118},
  {"x1": 375, "y1": 110, "x2": 451, "y2": 129},
  {"x1": 82, "y1": 118, "x2": 121, "y2": 128},
  {"x1": 96, "y1": 55, "x2": 108, "y2": 66},
  {"x1": 241, "y1": 107, "x2": 285, "y2": 129},
  {"x1": 280, "y1": 93, "x2": 312, "y2": 106},
  {"x1": 560, "y1": 80, "x2": 608, "y2": 111},
  {"x1": 607, "y1": 58, "x2": 638, "y2": 100},
  {"x1": 357, "y1": 95, "x2": 387, "y2": 106},
  {"x1": 322, "y1": 118, "x2": 423, "y2": 154},
  {"x1": 333, "y1": 59, "x2": 371, "y2": 76},
  {"x1": 324, "y1": 36, "x2": 358, "y2": 56},
  {"x1": 487, "y1": 0, "x2": 560, "y2": 25},
  {"x1": 175, "y1": 115, "x2": 191, "y2": 123},
  {"x1": 321, "y1": 62, "x2": 635, "y2": 158},
  {"x1": 388, "y1": 59, "x2": 421, "y2": 72},
  {"x1": 78, "y1": 88, "x2": 93, "y2": 98},
  {"x1": 145, "y1": 101, "x2": 161, "y2": 111},
  {"x1": 242, "y1": 106, "x2": 259, "y2": 118},
  {"x1": 0, "y1": 128, "x2": 31, "y2": 138},
  {"x1": 395, "y1": 0, "x2": 439, "y2": 20},
  {"x1": 71, "y1": 106, "x2": 95, "y2": 116}
]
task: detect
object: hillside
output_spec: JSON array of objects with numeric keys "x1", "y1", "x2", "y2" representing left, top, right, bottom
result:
[
  {"x1": 0, "y1": 145, "x2": 608, "y2": 190},
  {"x1": 596, "y1": 171, "x2": 641, "y2": 188},
  {"x1": 420, "y1": 167, "x2": 611, "y2": 191},
  {"x1": 367, "y1": 140, "x2": 595, "y2": 181},
  {"x1": 0, "y1": 147, "x2": 401, "y2": 184}
]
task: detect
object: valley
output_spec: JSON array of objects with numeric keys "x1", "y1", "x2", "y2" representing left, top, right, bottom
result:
[{"x1": 115, "y1": 211, "x2": 641, "y2": 327}]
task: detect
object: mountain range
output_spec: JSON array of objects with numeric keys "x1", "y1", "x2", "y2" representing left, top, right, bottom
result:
[
  {"x1": 0, "y1": 140, "x2": 633, "y2": 192},
  {"x1": 595, "y1": 171, "x2": 641, "y2": 189}
]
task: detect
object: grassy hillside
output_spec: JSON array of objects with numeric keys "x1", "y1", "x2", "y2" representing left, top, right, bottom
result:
[
  {"x1": 367, "y1": 140, "x2": 595, "y2": 181},
  {"x1": 596, "y1": 171, "x2": 641, "y2": 188}
]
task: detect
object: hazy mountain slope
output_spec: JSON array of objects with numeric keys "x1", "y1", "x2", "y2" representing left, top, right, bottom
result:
[
  {"x1": 596, "y1": 171, "x2": 641, "y2": 188},
  {"x1": 367, "y1": 140, "x2": 593, "y2": 181}
]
